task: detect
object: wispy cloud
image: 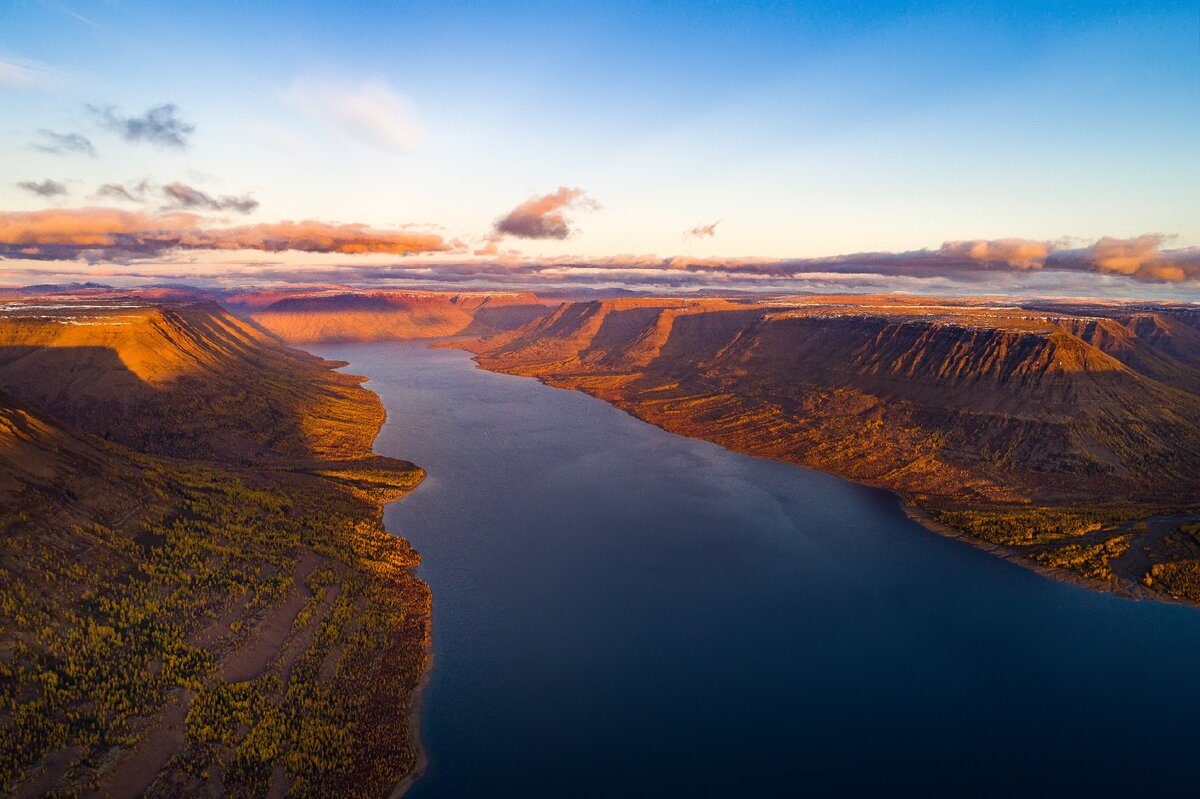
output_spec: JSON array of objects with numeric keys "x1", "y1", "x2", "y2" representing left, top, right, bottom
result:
[
  {"x1": 30, "y1": 129, "x2": 96, "y2": 157},
  {"x1": 93, "y1": 180, "x2": 151, "y2": 203},
  {"x1": 283, "y1": 77, "x2": 423, "y2": 154},
  {"x1": 0, "y1": 207, "x2": 454, "y2": 261},
  {"x1": 685, "y1": 221, "x2": 720, "y2": 240},
  {"x1": 161, "y1": 182, "x2": 259, "y2": 214},
  {"x1": 89, "y1": 103, "x2": 195, "y2": 148},
  {"x1": 0, "y1": 56, "x2": 65, "y2": 88},
  {"x1": 16, "y1": 180, "x2": 68, "y2": 198},
  {"x1": 494, "y1": 187, "x2": 599, "y2": 240},
  {"x1": 90, "y1": 180, "x2": 257, "y2": 214}
]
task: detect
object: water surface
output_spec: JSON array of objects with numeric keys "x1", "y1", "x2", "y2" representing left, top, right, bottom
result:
[{"x1": 315, "y1": 341, "x2": 1200, "y2": 797}]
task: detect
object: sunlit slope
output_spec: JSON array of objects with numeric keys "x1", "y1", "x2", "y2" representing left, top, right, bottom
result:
[
  {"x1": 468, "y1": 298, "x2": 1200, "y2": 508},
  {"x1": 0, "y1": 298, "x2": 430, "y2": 797},
  {"x1": 464, "y1": 296, "x2": 1200, "y2": 601},
  {"x1": 0, "y1": 300, "x2": 398, "y2": 463},
  {"x1": 227, "y1": 289, "x2": 551, "y2": 343}
]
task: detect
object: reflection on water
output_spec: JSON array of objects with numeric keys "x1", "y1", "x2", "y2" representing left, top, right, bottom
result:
[{"x1": 314, "y1": 341, "x2": 1200, "y2": 798}]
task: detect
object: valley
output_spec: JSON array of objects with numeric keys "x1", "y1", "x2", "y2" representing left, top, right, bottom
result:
[{"x1": 3, "y1": 287, "x2": 1200, "y2": 798}]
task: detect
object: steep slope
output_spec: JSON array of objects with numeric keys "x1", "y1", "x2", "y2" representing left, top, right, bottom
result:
[
  {"x1": 0, "y1": 300, "x2": 390, "y2": 462},
  {"x1": 225, "y1": 289, "x2": 551, "y2": 343},
  {"x1": 0, "y1": 298, "x2": 430, "y2": 798},
  {"x1": 1039, "y1": 305, "x2": 1200, "y2": 395},
  {"x1": 463, "y1": 297, "x2": 1200, "y2": 602}
]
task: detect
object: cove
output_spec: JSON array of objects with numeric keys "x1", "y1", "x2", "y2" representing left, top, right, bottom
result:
[{"x1": 313, "y1": 341, "x2": 1200, "y2": 798}]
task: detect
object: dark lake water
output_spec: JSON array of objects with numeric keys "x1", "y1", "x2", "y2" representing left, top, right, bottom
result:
[{"x1": 314, "y1": 341, "x2": 1200, "y2": 798}]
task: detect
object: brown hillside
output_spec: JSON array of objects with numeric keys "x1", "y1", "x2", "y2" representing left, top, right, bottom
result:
[
  {"x1": 0, "y1": 297, "x2": 430, "y2": 798},
  {"x1": 463, "y1": 296, "x2": 1200, "y2": 601},
  {"x1": 0, "y1": 300, "x2": 396, "y2": 463}
]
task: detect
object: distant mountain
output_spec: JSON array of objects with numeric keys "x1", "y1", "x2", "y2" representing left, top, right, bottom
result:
[
  {"x1": 223, "y1": 288, "x2": 553, "y2": 343},
  {"x1": 13, "y1": 281, "x2": 113, "y2": 294}
]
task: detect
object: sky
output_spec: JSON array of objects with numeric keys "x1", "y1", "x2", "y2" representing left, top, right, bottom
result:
[{"x1": 1, "y1": 0, "x2": 1198, "y2": 297}]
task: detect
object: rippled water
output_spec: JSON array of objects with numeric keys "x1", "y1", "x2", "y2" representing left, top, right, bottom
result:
[{"x1": 314, "y1": 341, "x2": 1200, "y2": 798}]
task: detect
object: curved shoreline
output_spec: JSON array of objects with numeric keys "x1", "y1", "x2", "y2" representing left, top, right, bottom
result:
[{"x1": 459, "y1": 351, "x2": 1200, "y2": 611}]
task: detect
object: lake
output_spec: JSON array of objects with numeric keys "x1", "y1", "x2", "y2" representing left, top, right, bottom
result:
[{"x1": 313, "y1": 340, "x2": 1200, "y2": 797}]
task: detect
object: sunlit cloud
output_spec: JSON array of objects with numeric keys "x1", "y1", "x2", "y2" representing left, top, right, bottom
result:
[
  {"x1": 88, "y1": 103, "x2": 195, "y2": 148},
  {"x1": 685, "y1": 221, "x2": 720, "y2": 240},
  {"x1": 283, "y1": 77, "x2": 424, "y2": 154},
  {"x1": 494, "y1": 187, "x2": 598, "y2": 240},
  {"x1": 0, "y1": 207, "x2": 454, "y2": 261},
  {"x1": 1047, "y1": 234, "x2": 1198, "y2": 282}
]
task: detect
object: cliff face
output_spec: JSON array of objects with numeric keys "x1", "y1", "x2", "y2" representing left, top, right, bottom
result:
[
  {"x1": 0, "y1": 298, "x2": 430, "y2": 798},
  {"x1": 464, "y1": 296, "x2": 1200, "y2": 601},
  {"x1": 226, "y1": 289, "x2": 551, "y2": 343}
]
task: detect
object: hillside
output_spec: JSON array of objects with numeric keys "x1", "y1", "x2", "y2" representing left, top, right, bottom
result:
[
  {"x1": 224, "y1": 288, "x2": 551, "y2": 343},
  {"x1": 463, "y1": 296, "x2": 1200, "y2": 602},
  {"x1": 0, "y1": 298, "x2": 430, "y2": 798}
]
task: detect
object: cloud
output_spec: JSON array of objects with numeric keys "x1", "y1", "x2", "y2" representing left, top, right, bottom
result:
[
  {"x1": 17, "y1": 180, "x2": 68, "y2": 198},
  {"x1": 283, "y1": 77, "x2": 423, "y2": 154},
  {"x1": 31, "y1": 129, "x2": 96, "y2": 157},
  {"x1": 94, "y1": 180, "x2": 151, "y2": 203},
  {"x1": 685, "y1": 221, "x2": 720, "y2": 240},
  {"x1": 494, "y1": 187, "x2": 598, "y2": 240},
  {"x1": 937, "y1": 238, "x2": 1050, "y2": 269},
  {"x1": 161, "y1": 182, "x2": 259, "y2": 214},
  {"x1": 89, "y1": 103, "x2": 195, "y2": 148},
  {"x1": 1046, "y1": 235, "x2": 1200, "y2": 282},
  {"x1": 0, "y1": 57, "x2": 64, "y2": 88},
  {"x1": 0, "y1": 208, "x2": 453, "y2": 261},
  {"x1": 90, "y1": 180, "x2": 257, "y2": 214}
]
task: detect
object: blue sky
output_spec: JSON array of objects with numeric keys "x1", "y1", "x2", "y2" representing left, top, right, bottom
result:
[{"x1": 1, "y1": 1, "x2": 1198, "y2": 294}]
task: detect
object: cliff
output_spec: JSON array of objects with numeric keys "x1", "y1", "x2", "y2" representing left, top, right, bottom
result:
[{"x1": 463, "y1": 296, "x2": 1200, "y2": 602}]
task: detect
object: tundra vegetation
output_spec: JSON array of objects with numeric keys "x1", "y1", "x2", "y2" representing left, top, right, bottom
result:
[{"x1": 0, "y1": 300, "x2": 429, "y2": 797}]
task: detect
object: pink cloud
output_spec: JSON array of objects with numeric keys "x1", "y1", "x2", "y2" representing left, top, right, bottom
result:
[
  {"x1": 0, "y1": 207, "x2": 453, "y2": 261},
  {"x1": 494, "y1": 187, "x2": 598, "y2": 240}
]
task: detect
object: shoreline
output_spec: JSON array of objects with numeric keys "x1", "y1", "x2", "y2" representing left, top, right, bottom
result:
[
  {"x1": 328, "y1": 350, "x2": 434, "y2": 799},
  {"x1": 389, "y1": 647, "x2": 432, "y2": 799},
  {"x1": 455, "y1": 347, "x2": 1200, "y2": 612}
]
